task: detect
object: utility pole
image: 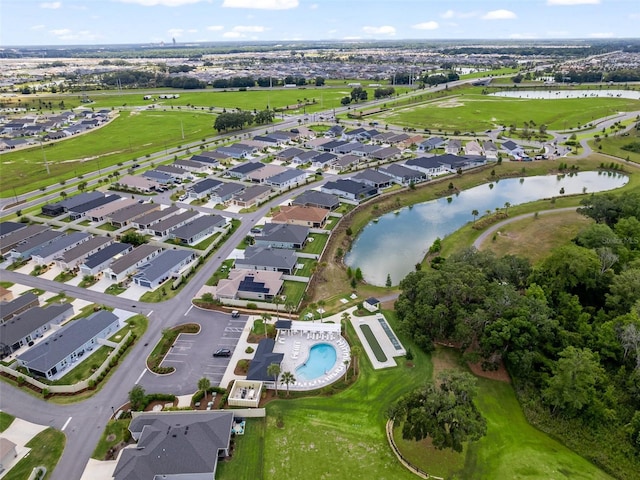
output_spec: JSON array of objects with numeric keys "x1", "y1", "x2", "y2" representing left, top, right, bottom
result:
[
  {"x1": 180, "y1": 120, "x2": 184, "y2": 140},
  {"x1": 41, "y1": 141, "x2": 50, "y2": 175}
]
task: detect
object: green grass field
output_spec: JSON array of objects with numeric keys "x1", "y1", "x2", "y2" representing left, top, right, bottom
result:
[
  {"x1": 3, "y1": 428, "x2": 66, "y2": 480},
  {"x1": 360, "y1": 324, "x2": 387, "y2": 362},
  {"x1": 374, "y1": 94, "x2": 640, "y2": 133},
  {"x1": 0, "y1": 412, "x2": 14, "y2": 432},
  {"x1": 217, "y1": 418, "x2": 266, "y2": 480},
  {"x1": 589, "y1": 128, "x2": 640, "y2": 164}
]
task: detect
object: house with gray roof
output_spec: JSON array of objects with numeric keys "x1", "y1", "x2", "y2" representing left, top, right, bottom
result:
[
  {"x1": 216, "y1": 269, "x2": 284, "y2": 301},
  {"x1": 311, "y1": 152, "x2": 338, "y2": 169},
  {"x1": 68, "y1": 194, "x2": 122, "y2": 220},
  {"x1": 0, "y1": 222, "x2": 27, "y2": 240},
  {"x1": 232, "y1": 184, "x2": 272, "y2": 208},
  {"x1": 265, "y1": 169, "x2": 307, "y2": 190},
  {"x1": 142, "y1": 169, "x2": 174, "y2": 184},
  {"x1": 156, "y1": 164, "x2": 192, "y2": 181},
  {"x1": 54, "y1": 236, "x2": 112, "y2": 270},
  {"x1": 255, "y1": 223, "x2": 309, "y2": 250},
  {"x1": 226, "y1": 162, "x2": 264, "y2": 180},
  {"x1": 0, "y1": 303, "x2": 73, "y2": 358},
  {"x1": 247, "y1": 338, "x2": 284, "y2": 383},
  {"x1": 277, "y1": 147, "x2": 305, "y2": 162},
  {"x1": 113, "y1": 411, "x2": 234, "y2": 480},
  {"x1": 445, "y1": 139, "x2": 462, "y2": 155},
  {"x1": 370, "y1": 146, "x2": 401, "y2": 161},
  {"x1": 236, "y1": 245, "x2": 297, "y2": 274},
  {"x1": 173, "y1": 159, "x2": 208, "y2": 173},
  {"x1": 418, "y1": 136, "x2": 446, "y2": 152},
  {"x1": 133, "y1": 250, "x2": 195, "y2": 289},
  {"x1": 188, "y1": 178, "x2": 223, "y2": 199},
  {"x1": 320, "y1": 140, "x2": 349, "y2": 153},
  {"x1": 105, "y1": 244, "x2": 163, "y2": 282},
  {"x1": 321, "y1": 179, "x2": 378, "y2": 202},
  {"x1": 333, "y1": 154, "x2": 361, "y2": 171},
  {"x1": 0, "y1": 225, "x2": 49, "y2": 255},
  {"x1": 80, "y1": 242, "x2": 133, "y2": 277},
  {"x1": 132, "y1": 205, "x2": 180, "y2": 231},
  {"x1": 404, "y1": 156, "x2": 448, "y2": 176},
  {"x1": 9, "y1": 229, "x2": 64, "y2": 260},
  {"x1": 379, "y1": 163, "x2": 427, "y2": 185},
  {"x1": 109, "y1": 202, "x2": 160, "y2": 228},
  {"x1": 31, "y1": 232, "x2": 91, "y2": 265},
  {"x1": 17, "y1": 310, "x2": 120, "y2": 380},
  {"x1": 170, "y1": 215, "x2": 227, "y2": 246},
  {"x1": 210, "y1": 182, "x2": 245, "y2": 204},
  {"x1": 352, "y1": 169, "x2": 394, "y2": 189},
  {"x1": 502, "y1": 140, "x2": 526, "y2": 158},
  {"x1": 292, "y1": 150, "x2": 320, "y2": 165},
  {"x1": 351, "y1": 143, "x2": 382, "y2": 158},
  {"x1": 0, "y1": 292, "x2": 39, "y2": 322},
  {"x1": 151, "y1": 210, "x2": 199, "y2": 239},
  {"x1": 483, "y1": 140, "x2": 499, "y2": 160},
  {"x1": 41, "y1": 191, "x2": 104, "y2": 217},
  {"x1": 188, "y1": 153, "x2": 221, "y2": 167},
  {"x1": 216, "y1": 144, "x2": 254, "y2": 159},
  {"x1": 292, "y1": 190, "x2": 340, "y2": 210}
]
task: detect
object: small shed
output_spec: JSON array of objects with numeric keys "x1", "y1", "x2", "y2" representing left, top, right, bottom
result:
[
  {"x1": 364, "y1": 297, "x2": 380, "y2": 312},
  {"x1": 228, "y1": 380, "x2": 263, "y2": 408}
]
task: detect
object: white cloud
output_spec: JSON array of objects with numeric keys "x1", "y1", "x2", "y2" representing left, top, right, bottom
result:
[
  {"x1": 168, "y1": 28, "x2": 183, "y2": 37},
  {"x1": 233, "y1": 25, "x2": 266, "y2": 32},
  {"x1": 206, "y1": 25, "x2": 224, "y2": 31},
  {"x1": 343, "y1": 36, "x2": 362, "y2": 40},
  {"x1": 589, "y1": 32, "x2": 614, "y2": 38},
  {"x1": 482, "y1": 9, "x2": 517, "y2": 20},
  {"x1": 412, "y1": 21, "x2": 439, "y2": 30},
  {"x1": 222, "y1": 0, "x2": 298, "y2": 9},
  {"x1": 116, "y1": 0, "x2": 203, "y2": 6},
  {"x1": 441, "y1": 9, "x2": 477, "y2": 19},
  {"x1": 362, "y1": 25, "x2": 396, "y2": 35},
  {"x1": 547, "y1": 0, "x2": 599, "y2": 5},
  {"x1": 222, "y1": 31, "x2": 243, "y2": 38},
  {"x1": 31, "y1": 24, "x2": 46, "y2": 30},
  {"x1": 40, "y1": 2, "x2": 61, "y2": 9},
  {"x1": 50, "y1": 28, "x2": 72, "y2": 36},
  {"x1": 509, "y1": 33, "x2": 537, "y2": 39},
  {"x1": 547, "y1": 30, "x2": 569, "y2": 36}
]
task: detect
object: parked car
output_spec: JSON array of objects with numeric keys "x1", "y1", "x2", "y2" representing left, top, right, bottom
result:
[
  {"x1": 213, "y1": 348, "x2": 231, "y2": 357},
  {"x1": 231, "y1": 310, "x2": 240, "y2": 318}
]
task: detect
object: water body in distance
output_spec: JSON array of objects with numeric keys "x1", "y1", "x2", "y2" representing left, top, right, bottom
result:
[{"x1": 344, "y1": 171, "x2": 628, "y2": 286}]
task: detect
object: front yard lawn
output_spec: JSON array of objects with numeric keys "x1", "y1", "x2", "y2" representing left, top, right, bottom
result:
[
  {"x1": 3, "y1": 428, "x2": 65, "y2": 480},
  {"x1": 300, "y1": 233, "x2": 329, "y2": 255},
  {"x1": 281, "y1": 280, "x2": 307, "y2": 307}
]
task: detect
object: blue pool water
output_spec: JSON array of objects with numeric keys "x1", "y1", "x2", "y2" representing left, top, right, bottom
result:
[{"x1": 296, "y1": 343, "x2": 337, "y2": 381}]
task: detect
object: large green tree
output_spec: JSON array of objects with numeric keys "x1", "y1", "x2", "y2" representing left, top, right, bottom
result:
[{"x1": 389, "y1": 371, "x2": 486, "y2": 452}]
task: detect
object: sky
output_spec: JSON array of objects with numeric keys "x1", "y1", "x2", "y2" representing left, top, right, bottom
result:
[{"x1": 1, "y1": 0, "x2": 638, "y2": 47}]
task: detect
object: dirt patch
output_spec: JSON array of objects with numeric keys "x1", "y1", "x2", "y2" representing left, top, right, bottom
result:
[
  {"x1": 106, "y1": 433, "x2": 116, "y2": 442},
  {"x1": 467, "y1": 359, "x2": 511, "y2": 383}
]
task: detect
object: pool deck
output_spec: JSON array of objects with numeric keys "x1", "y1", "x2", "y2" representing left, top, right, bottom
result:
[{"x1": 274, "y1": 328, "x2": 350, "y2": 390}]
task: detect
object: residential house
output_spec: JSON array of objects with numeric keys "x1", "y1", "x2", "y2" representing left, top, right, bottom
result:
[
  {"x1": 115, "y1": 175, "x2": 161, "y2": 194},
  {"x1": 54, "y1": 236, "x2": 112, "y2": 270},
  {"x1": 483, "y1": 141, "x2": 499, "y2": 161},
  {"x1": 173, "y1": 159, "x2": 208, "y2": 174},
  {"x1": 325, "y1": 125, "x2": 344, "y2": 138},
  {"x1": 379, "y1": 164, "x2": 427, "y2": 185},
  {"x1": 41, "y1": 191, "x2": 104, "y2": 217},
  {"x1": 151, "y1": 210, "x2": 199, "y2": 239},
  {"x1": 320, "y1": 140, "x2": 349, "y2": 153},
  {"x1": 305, "y1": 137, "x2": 332, "y2": 150},
  {"x1": 255, "y1": 223, "x2": 309, "y2": 250},
  {"x1": 216, "y1": 144, "x2": 254, "y2": 159},
  {"x1": 232, "y1": 185, "x2": 272, "y2": 208},
  {"x1": 210, "y1": 182, "x2": 245, "y2": 204},
  {"x1": 343, "y1": 127, "x2": 372, "y2": 141},
  {"x1": 276, "y1": 147, "x2": 305, "y2": 162},
  {"x1": 112, "y1": 411, "x2": 234, "y2": 480},
  {"x1": 226, "y1": 162, "x2": 264, "y2": 180},
  {"x1": 87, "y1": 198, "x2": 137, "y2": 223},
  {"x1": 17, "y1": 310, "x2": 120, "y2": 380},
  {"x1": 216, "y1": 269, "x2": 284, "y2": 301},
  {"x1": 335, "y1": 142, "x2": 363, "y2": 155},
  {"x1": 0, "y1": 303, "x2": 73, "y2": 358},
  {"x1": 265, "y1": 169, "x2": 307, "y2": 190},
  {"x1": 188, "y1": 153, "x2": 221, "y2": 168},
  {"x1": 311, "y1": 152, "x2": 337, "y2": 169},
  {"x1": 0, "y1": 292, "x2": 39, "y2": 322},
  {"x1": 104, "y1": 244, "x2": 163, "y2": 282},
  {"x1": 79, "y1": 242, "x2": 133, "y2": 277},
  {"x1": 352, "y1": 169, "x2": 394, "y2": 189},
  {"x1": 67, "y1": 194, "x2": 122, "y2": 220},
  {"x1": 292, "y1": 190, "x2": 340, "y2": 210},
  {"x1": 188, "y1": 178, "x2": 223, "y2": 199},
  {"x1": 464, "y1": 140, "x2": 484, "y2": 157},
  {"x1": 109, "y1": 202, "x2": 160, "y2": 228},
  {"x1": 31, "y1": 232, "x2": 91, "y2": 265},
  {"x1": 445, "y1": 139, "x2": 461, "y2": 155},
  {"x1": 246, "y1": 164, "x2": 287, "y2": 184},
  {"x1": 369, "y1": 146, "x2": 401, "y2": 161},
  {"x1": 271, "y1": 205, "x2": 329, "y2": 228},
  {"x1": 142, "y1": 169, "x2": 174, "y2": 185},
  {"x1": 252, "y1": 135, "x2": 283, "y2": 146},
  {"x1": 132, "y1": 206, "x2": 180, "y2": 231},
  {"x1": 155, "y1": 165, "x2": 192, "y2": 181},
  {"x1": 404, "y1": 156, "x2": 448, "y2": 176},
  {"x1": 0, "y1": 222, "x2": 27, "y2": 240},
  {"x1": 8, "y1": 229, "x2": 64, "y2": 260},
  {"x1": 351, "y1": 144, "x2": 382, "y2": 158},
  {"x1": 321, "y1": 179, "x2": 378, "y2": 202},
  {"x1": 170, "y1": 215, "x2": 227, "y2": 246},
  {"x1": 292, "y1": 150, "x2": 320, "y2": 165},
  {"x1": 333, "y1": 154, "x2": 360, "y2": 171},
  {"x1": 133, "y1": 250, "x2": 195, "y2": 288},
  {"x1": 235, "y1": 245, "x2": 298, "y2": 274},
  {"x1": 502, "y1": 140, "x2": 526, "y2": 158},
  {"x1": 246, "y1": 338, "x2": 284, "y2": 384},
  {"x1": 371, "y1": 131, "x2": 397, "y2": 144}
]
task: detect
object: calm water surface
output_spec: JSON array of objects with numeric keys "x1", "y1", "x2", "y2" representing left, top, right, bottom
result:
[{"x1": 344, "y1": 171, "x2": 628, "y2": 286}]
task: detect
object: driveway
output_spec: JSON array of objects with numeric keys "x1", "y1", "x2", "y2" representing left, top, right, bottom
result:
[
  {"x1": 139, "y1": 308, "x2": 246, "y2": 395},
  {"x1": 87, "y1": 276, "x2": 114, "y2": 293},
  {"x1": 117, "y1": 284, "x2": 147, "y2": 300}
]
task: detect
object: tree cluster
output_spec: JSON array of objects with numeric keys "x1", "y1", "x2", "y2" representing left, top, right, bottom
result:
[
  {"x1": 100, "y1": 70, "x2": 205, "y2": 89},
  {"x1": 213, "y1": 109, "x2": 274, "y2": 132},
  {"x1": 395, "y1": 193, "x2": 640, "y2": 459},
  {"x1": 373, "y1": 86, "x2": 395, "y2": 99}
]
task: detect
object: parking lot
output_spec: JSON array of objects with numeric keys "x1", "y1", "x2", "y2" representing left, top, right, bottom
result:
[{"x1": 140, "y1": 309, "x2": 247, "y2": 395}]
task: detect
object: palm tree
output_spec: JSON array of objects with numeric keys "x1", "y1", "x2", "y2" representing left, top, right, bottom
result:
[
  {"x1": 273, "y1": 296, "x2": 283, "y2": 321},
  {"x1": 471, "y1": 209, "x2": 479, "y2": 223},
  {"x1": 318, "y1": 299, "x2": 326, "y2": 322},
  {"x1": 285, "y1": 301, "x2": 296, "y2": 319},
  {"x1": 343, "y1": 359, "x2": 350, "y2": 381},
  {"x1": 198, "y1": 377, "x2": 211, "y2": 401},
  {"x1": 267, "y1": 363, "x2": 282, "y2": 396},
  {"x1": 260, "y1": 313, "x2": 272, "y2": 338},
  {"x1": 280, "y1": 371, "x2": 296, "y2": 396},
  {"x1": 504, "y1": 202, "x2": 511, "y2": 215},
  {"x1": 308, "y1": 302, "x2": 317, "y2": 321},
  {"x1": 350, "y1": 345, "x2": 362, "y2": 377},
  {"x1": 340, "y1": 311, "x2": 351, "y2": 335}
]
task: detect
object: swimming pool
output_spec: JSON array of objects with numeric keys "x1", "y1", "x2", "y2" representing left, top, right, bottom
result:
[{"x1": 295, "y1": 343, "x2": 337, "y2": 381}]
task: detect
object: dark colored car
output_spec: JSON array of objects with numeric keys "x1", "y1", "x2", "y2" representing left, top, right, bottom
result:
[{"x1": 213, "y1": 348, "x2": 231, "y2": 357}]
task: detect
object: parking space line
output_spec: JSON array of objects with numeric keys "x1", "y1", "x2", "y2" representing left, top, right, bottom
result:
[
  {"x1": 165, "y1": 352, "x2": 188, "y2": 356},
  {"x1": 61, "y1": 417, "x2": 72, "y2": 431},
  {"x1": 184, "y1": 305, "x2": 193, "y2": 316},
  {"x1": 135, "y1": 369, "x2": 146, "y2": 384},
  {"x1": 162, "y1": 359, "x2": 185, "y2": 363}
]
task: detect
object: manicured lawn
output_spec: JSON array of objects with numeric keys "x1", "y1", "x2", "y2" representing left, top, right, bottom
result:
[
  {"x1": 206, "y1": 259, "x2": 234, "y2": 286},
  {"x1": 3, "y1": 428, "x2": 66, "y2": 480},
  {"x1": 301, "y1": 232, "x2": 329, "y2": 255},
  {"x1": 589, "y1": 128, "x2": 640, "y2": 164},
  {"x1": 92, "y1": 419, "x2": 132, "y2": 460},
  {"x1": 396, "y1": 347, "x2": 613, "y2": 480},
  {"x1": 53, "y1": 270, "x2": 77, "y2": 283},
  {"x1": 45, "y1": 293, "x2": 73, "y2": 304},
  {"x1": 360, "y1": 324, "x2": 388, "y2": 362},
  {"x1": 0, "y1": 281, "x2": 15, "y2": 288},
  {"x1": 193, "y1": 232, "x2": 220, "y2": 250},
  {"x1": 280, "y1": 280, "x2": 307, "y2": 307},
  {"x1": 0, "y1": 412, "x2": 15, "y2": 432},
  {"x1": 105, "y1": 283, "x2": 127, "y2": 296},
  {"x1": 293, "y1": 257, "x2": 316, "y2": 277},
  {"x1": 477, "y1": 210, "x2": 594, "y2": 265},
  {"x1": 217, "y1": 418, "x2": 266, "y2": 480},
  {"x1": 375, "y1": 93, "x2": 640, "y2": 134},
  {"x1": 97, "y1": 222, "x2": 118, "y2": 232}
]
